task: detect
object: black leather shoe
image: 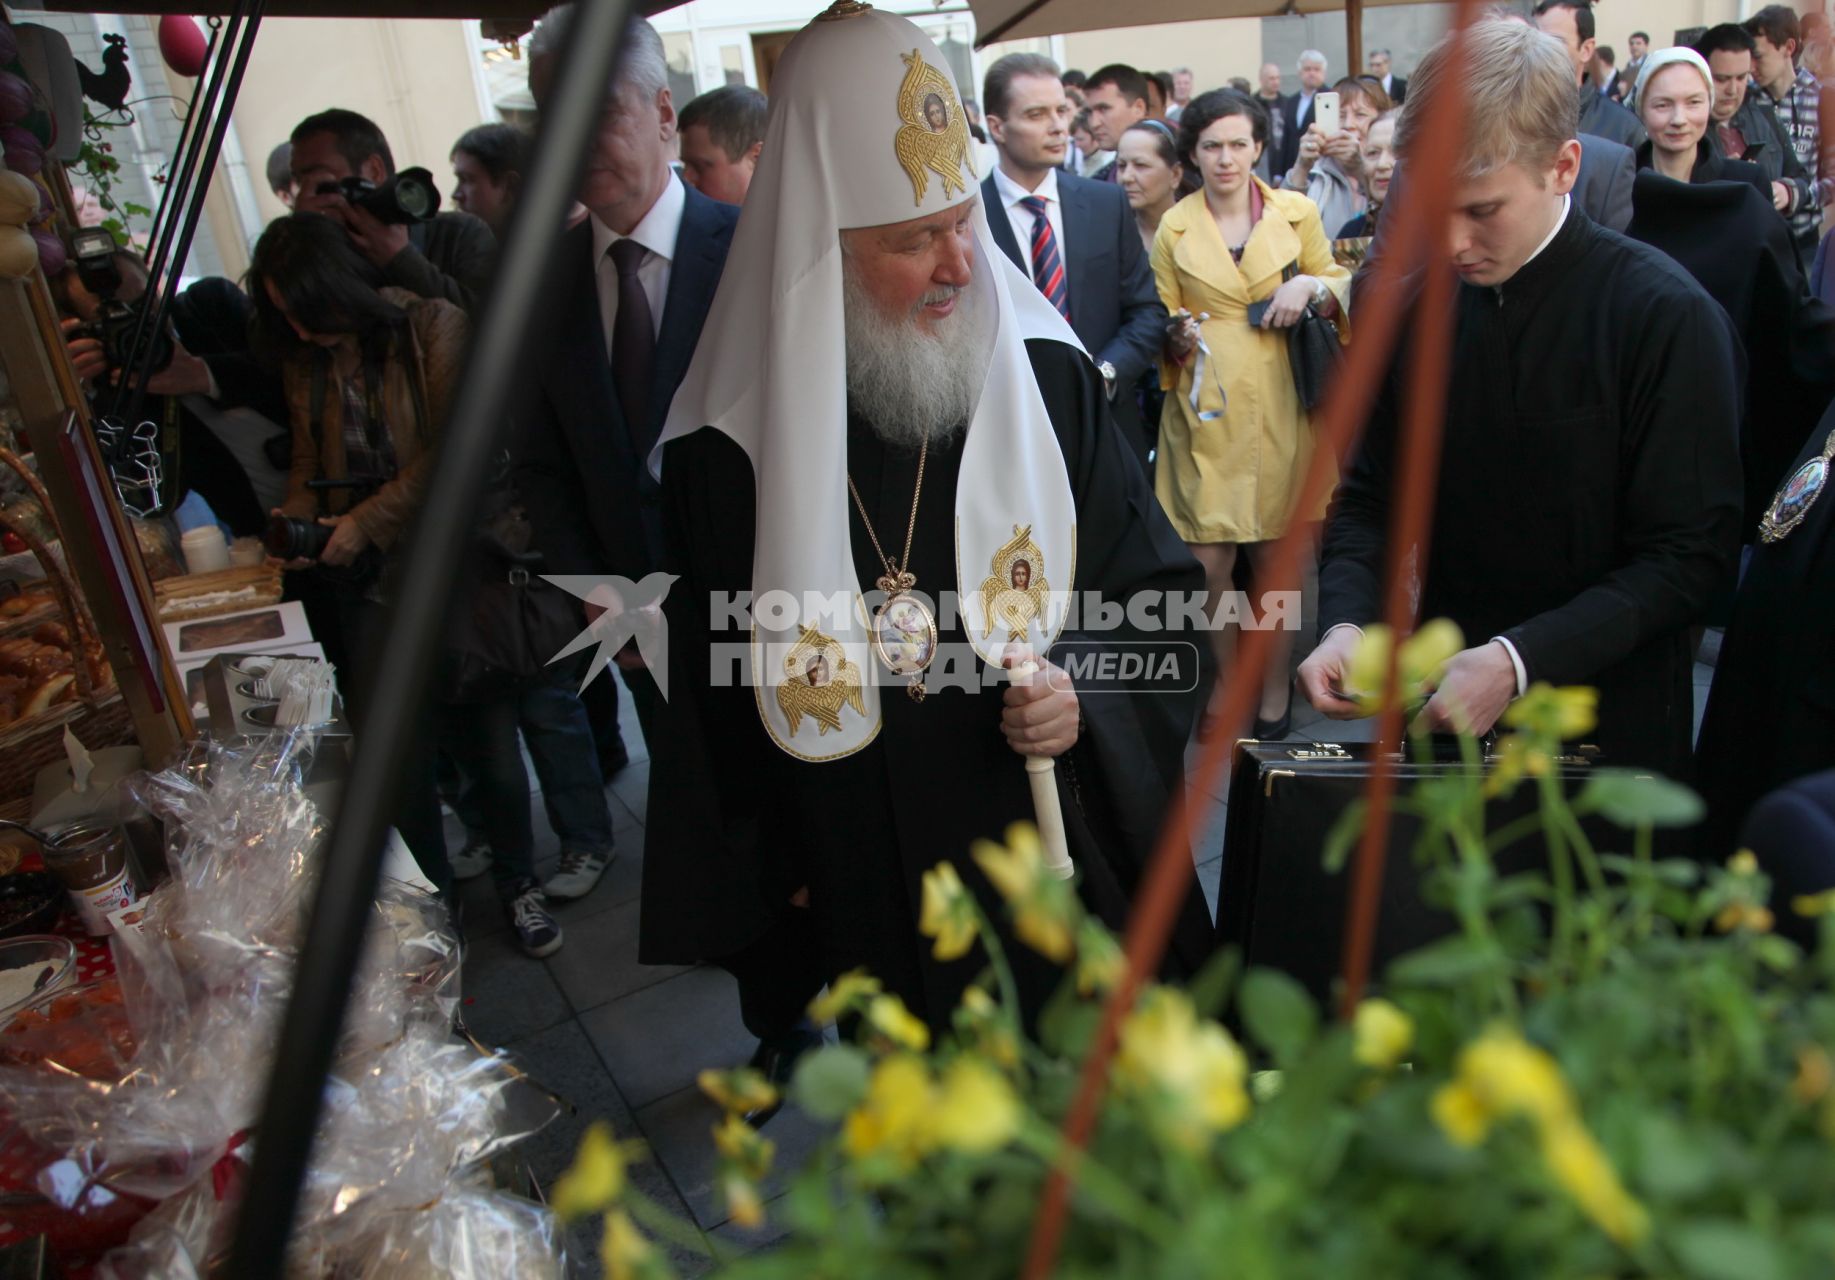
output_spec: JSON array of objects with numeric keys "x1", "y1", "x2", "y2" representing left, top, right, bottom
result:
[
  {"x1": 742, "y1": 1022, "x2": 826, "y2": 1127},
  {"x1": 1253, "y1": 687, "x2": 1295, "y2": 740}
]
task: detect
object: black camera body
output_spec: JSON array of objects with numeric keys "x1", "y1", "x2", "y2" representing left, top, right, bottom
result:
[
  {"x1": 321, "y1": 166, "x2": 441, "y2": 225},
  {"x1": 68, "y1": 226, "x2": 173, "y2": 375},
  {"x1": 265, "y1": 477, "x2": 385, "y2": 562}
]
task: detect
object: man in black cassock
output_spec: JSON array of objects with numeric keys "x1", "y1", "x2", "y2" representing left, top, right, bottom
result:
[
  {"x1": 636, "y1": 5, "x2": 1214, "y2": 1036},
  {"x1": 1299, "y1": 18, "x2": 1742, "y2": 780}
]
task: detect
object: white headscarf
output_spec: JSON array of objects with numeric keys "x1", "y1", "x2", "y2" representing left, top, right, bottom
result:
[
  {"x1": 653, "y1": 3, "x2": 1084, "y2": 762},
  {"x1": 1633, "y1": 46, "x2": 1713, "y2": 110}
]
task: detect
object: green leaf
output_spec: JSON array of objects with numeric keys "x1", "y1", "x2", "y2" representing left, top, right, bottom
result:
[
  {"x1": 1238, "y1": 967, "x2": 1318, "y2": 1065},
  {"x1": 1632, "y1": 1111, "x2": 1716, "y2": 1198},
  {"x1": 1185, "y1": 943, "x2": 1241, "y2": 1022},
  {"x1": 1323, "y1": 800, "x2": 1367, "y2": 874},
  {"x1": 1670, "y1": 1220, "x2": 1789, "y2": 1280},
  {"x1": 1599, "y1": 854, "x2": 1700, "y2": 885},
  {"x1": 1386, "y1": 934, "x2": 1505, "y2": 988},
  {"x1": 1754, "y1": 934, "x2": 1800, "y2": 974},
  {"x1": 1578, "y1": 769, "x2": 1705, "y2": 829},
  {"x1": 788, "y1": 1043, "x2": 869, "y2": 1121}
]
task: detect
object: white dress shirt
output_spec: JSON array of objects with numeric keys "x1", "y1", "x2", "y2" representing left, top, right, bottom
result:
[
  {"x1": 1323, "y1": 195, "x2": 1573, "y2": 702},
  {"x1": 590, "y1": 170, "x2": 684, "y2": 358},
  {"x1": 992, "y1": 164, "x2": 1067, "y2": 278}
]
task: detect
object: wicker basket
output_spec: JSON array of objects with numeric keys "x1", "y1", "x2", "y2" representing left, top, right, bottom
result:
[{"x1": 0, "y1": 448, "x2": 134, "y2": 804}]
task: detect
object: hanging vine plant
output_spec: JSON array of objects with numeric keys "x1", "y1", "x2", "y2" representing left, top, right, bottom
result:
[{"x1": 73, "y1": 102, "x2": 151, "y2": 248}]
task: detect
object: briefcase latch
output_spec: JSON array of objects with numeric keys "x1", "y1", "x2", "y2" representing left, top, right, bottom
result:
[{"x1": 1286, "y1": 743, "x2": 1351, "y2": 761}]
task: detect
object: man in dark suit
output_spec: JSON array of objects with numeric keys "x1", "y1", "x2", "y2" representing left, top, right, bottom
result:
[
  {"x1": 1572, "y1": 130, "x2": 1636, "y2": 231},
  {"x1": 981, "y1": 53, "x2": 1167, "y2": 467},
  {"x1": 1274, "y1": 49, "x2": 1331, "y2": 179},
  {"x1": 1532, "y1": 0, "x2": 1647, "y2": 149},
  {"x1": 1369, "y1": 48, "x2": 1407, "y2": 104},
  {"x1": 517, "y1": 12, "x2": 737, "y2": 750}
]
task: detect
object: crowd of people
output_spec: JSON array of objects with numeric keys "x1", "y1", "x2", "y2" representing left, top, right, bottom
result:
[{"x1": 47, "y1": 0, "x2": 1835, "y2": 1101}]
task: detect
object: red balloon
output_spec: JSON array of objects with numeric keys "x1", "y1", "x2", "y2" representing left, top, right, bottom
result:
[{"x1": 157, "y1": 16, "x2": 208, "y2": 79}]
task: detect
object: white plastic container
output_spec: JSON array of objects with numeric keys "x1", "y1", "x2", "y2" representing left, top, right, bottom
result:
[{"x1": 180, "y1": 526, "x2": 230, "y2": 575}]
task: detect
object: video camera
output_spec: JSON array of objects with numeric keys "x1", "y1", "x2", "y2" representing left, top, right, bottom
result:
[
  {"x1": 68, "y1": 226, "x2": 173, "y2": 376},
  {"x1": 317, "y1": 166, "x2": 442, "y2": 225}
]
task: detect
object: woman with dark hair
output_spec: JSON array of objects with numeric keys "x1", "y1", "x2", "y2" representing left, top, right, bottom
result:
[
  {"x1": 1116, "y1": 119, "x2": 1197, "y2": 254},
  {"x1": 1285, "y1": 75, "x2": 1391, "y2": 240},
  {"x1": 450, "y1": 122, "x2": 530, "y2": 236},
  {"x1": 1153, "y1": 89, "x2": 1350, "y2": 737}
]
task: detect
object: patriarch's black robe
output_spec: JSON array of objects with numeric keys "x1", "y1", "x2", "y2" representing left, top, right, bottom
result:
[
  {"x1": 640, "y1": 340, "x2": 1216, "y2": 1025},
  {"x1": 1696, "y1": 406, "x2": 1835, "y2": 856},
  {"x1": 1320, "y1": 206, "x2": 1743, "y2": 781}
]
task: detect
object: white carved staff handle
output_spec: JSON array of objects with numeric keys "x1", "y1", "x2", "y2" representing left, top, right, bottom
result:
[{"x1": 1011, "y1": 659, "x2": 1075, "y2": 881}]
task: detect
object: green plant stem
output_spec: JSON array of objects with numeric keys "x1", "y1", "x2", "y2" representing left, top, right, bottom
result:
[
  {"x1": 623, "y1": 1186, "x2": 726, "y2": 1260},
  {"x1": 964, "y1": 895, "x2": 1027, "y2": 1048},
  {"x1": 1014, "y1": 1118, "x2": 1180, "y2": 1239}
]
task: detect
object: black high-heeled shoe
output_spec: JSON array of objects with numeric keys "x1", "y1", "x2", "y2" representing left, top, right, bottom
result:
[{"x1": 1252, "y1": 687, "x2": 1295, "y2": 740}]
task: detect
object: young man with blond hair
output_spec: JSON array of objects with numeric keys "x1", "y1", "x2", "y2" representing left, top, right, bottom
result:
[{"x1": 1300, "y1": 17, "x2": 1742, "y2": 780}]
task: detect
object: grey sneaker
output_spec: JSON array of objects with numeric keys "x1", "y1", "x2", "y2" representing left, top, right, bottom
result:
[
  {"x1": 450, "y1": 837, "x2": 493, "y2": 882},
  {"x1": 543, "y1": 848, "x2": 612, "y2": 900},
  {"x1": 508, "y1": 882, "x2": 563, "y2": 958}
]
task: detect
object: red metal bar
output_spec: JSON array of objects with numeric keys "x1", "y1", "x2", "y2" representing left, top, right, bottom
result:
[
  {"x1": 1021, "y1": 5, "x2": 1483, "y2": 1275},
  {"x1": 1336, "y1": 246, "x2": 1457, "y2": 1019}
]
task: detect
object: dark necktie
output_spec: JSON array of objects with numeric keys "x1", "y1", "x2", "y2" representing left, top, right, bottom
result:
[
  {"x1": 1019, "y1": 195, "x2": 1070, "y2": 319},
  {"x1": 608, "y1": 238, "x2": 655, "y2": 445}
]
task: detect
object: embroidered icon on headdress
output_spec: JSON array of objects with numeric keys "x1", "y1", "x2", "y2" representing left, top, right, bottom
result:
[
  {"x1": 979, "y1": 524, "x2": 1051, "y2": 640},
  {"x1": 894, "y1": 49, "x2": 974, "y2": 205},
  {"x1": 777, "y1": 626, "x2": 867, "y2": 736}
]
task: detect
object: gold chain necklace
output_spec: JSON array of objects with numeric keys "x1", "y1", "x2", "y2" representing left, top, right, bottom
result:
[{"x1": 846, "y1": 440, "x2": 938, "y2": 701}]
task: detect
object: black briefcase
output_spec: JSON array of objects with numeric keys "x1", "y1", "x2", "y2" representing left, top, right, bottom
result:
[{"x1": 1218, "y1": 738, "x2": 1600, "y2": 1004}]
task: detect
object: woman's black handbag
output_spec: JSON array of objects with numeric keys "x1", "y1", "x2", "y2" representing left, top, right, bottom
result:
[
  {"x1": 1281, "y1": 264, "x2": 1344, "y2": 412},
  {"x1": 441, "y1": 467, "x2": 583, "y2": 705}
]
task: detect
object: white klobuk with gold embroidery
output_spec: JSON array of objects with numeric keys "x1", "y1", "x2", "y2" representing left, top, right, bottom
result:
[{"x1": 652, "y1": 1, "x2": 1080, "y2": 762}]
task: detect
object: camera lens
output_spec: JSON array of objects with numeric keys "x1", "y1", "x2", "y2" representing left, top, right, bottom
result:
[
  {"x1": 393, "y1": 174, "x2": 436, "y2": 220},
  {"x1": 264, "y1": 514, "x2": 331, "y2": 561}
]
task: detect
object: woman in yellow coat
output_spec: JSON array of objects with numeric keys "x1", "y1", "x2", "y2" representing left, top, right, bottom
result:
[{"x1": 1152, "y1": 88, "x2": 1350, "y2": 736}]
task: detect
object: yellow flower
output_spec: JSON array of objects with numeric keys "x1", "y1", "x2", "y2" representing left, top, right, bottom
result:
[
  {"x1": 1458, "y1": 1028, "x2": 1573, "y2": 1126},
  {"x1": 1343, "y1": 620, "x2": 1466, "y2": 712},
  {"x1": 807, "y1": 969, "x2": 881, "y2": 1024},
  {"x1": 1792, "y1": 890, "x2": 1835, "y2": 917},
  {"x1": 1116, "y1": 988, "x2": 1251, "y2": 1141},
  {"x1": 1541, "y1": 1118, "x2": 1650, "y2": 1246},
  {"x1": 930, "y1": 1056, "x2": 1022, "y2": 1154},
  {"x1": 919, "y1": 861, "x2": 978, "y2": 961},
  {"x1": 1431, "y1": 1082, "x2": 1491, "y2": 1147},
  {"x1": 710, "y1": 1112, "x2": 776, "y2": 1180},
  {"x1": 842, "y1": 1054, "x2": 935, "y2": 1168},
  {"x1": 1792, "y1": 1045, "x2": 1832, "y2": 1105},
  {"x1": 973, "y1": 823, "x2": 1080, "y2": 963},
  {"x1": 552, "y1": 1122, "x2": 642, "y2": 1220},
  {"x1": 954, "y1": 985, "x2": 1021, "y2": 1070},
  {"x1": 1352, "y1": 998, "x2": 1414, "y2": 1070},
  {"x1": 866, "y1": 994, "x2": 931, "y2": 1052},
  {"x1": 1074, "y1": 918, "x2": 1126, "y2": 996},
  {"x1": 972, "y1": 824, "x2": 1045, "y2": 904},
  {"x1": 1401, "y1": 618, "x2": 1465, "y2": 686},
  {"x1": 1729, "y1": 849, "x2": 1759, "y2": 876},
  {"x1": 1485, "y1": 732, "x2": 1552, "y2": 798},
  {"x1": 1714, "y1": 902, "x2": 1775, "y2": 934},
  {"x1": 599, "y1": 1208, "x2": 664, "y2": 1280},
  {"x1": 697, "y1": 1068, "x2": 778, "y2": 1117},
  {"x1": 1502, "y1": 684, "x2": 1598, "y2": 741},
  {"x1": 721, "y1": 1170, "x2": 766, "y2": 1229}
]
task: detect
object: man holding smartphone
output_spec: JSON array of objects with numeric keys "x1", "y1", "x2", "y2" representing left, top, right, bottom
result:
[{"x1": 1298, "y1": 18, "x2": 1740, "y2": 780}]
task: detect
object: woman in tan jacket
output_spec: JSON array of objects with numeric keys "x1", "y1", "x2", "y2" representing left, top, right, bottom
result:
[{"x1": 1153, "y1": 89, "x2": 1350, "y2": 737}]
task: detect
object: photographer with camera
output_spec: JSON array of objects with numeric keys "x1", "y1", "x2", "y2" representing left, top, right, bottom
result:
[
  {"x1": 289, "y1": 108, "x2": 496, "y2": 312},
  {"x1": 54, "y1": 234, "x2": 285, "y2": 537}
]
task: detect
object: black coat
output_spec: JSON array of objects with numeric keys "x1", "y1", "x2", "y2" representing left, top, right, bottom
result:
[
  {"x1": 1273, "y1": 91, "x2": 1318, "y2": 179},
  {"x1": 1696, "y1": 410, "x2": 1835, "y2": 857},
  {"x1": 642, "y1": 339, "x2": 1217, "y2": 1025},
  {"x1": 391, "y1": 211, "x2": 498, "y2": 312},
  {"x1": 1627, "y1": 168, "x2": 1835, "y2": 536},
  {"x1": 514, "y1": 178, "x2": 738, "y2": 580},
  {"x1": 982, "y1": 171, "x2": 1168, "y2": 465},
  {"x1": 1320, "y1": 206, "x2": 1743, "y2": 779},
  {"x1": 1634, "y1": 137, "x2": 1771, "y2": 202}
]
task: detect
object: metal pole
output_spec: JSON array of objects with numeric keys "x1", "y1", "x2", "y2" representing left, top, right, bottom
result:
[
  {"x1": 225, "y1": 2, "x2": 635, "y2": 1273},
  {"x1": 1347, "y1": 0, "x2": 1365, "y2": 82},
  {"x1": 115, "y1": 5, "x2": 263, "y2": 427}
]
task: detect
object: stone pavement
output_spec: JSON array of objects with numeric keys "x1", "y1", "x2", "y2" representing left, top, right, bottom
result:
[{"x1": 456, "y1": 650, "x2": 1718, "y2": 1276}]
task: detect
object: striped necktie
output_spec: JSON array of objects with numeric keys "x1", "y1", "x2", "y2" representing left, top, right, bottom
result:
[{"x1": 1019, "y1": 194, "x2": 1070, "y2": 319}]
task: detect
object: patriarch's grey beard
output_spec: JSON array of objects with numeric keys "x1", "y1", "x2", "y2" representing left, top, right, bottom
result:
[{"x1": 841, "y1": 265, "x2": 993, "y2": 451}]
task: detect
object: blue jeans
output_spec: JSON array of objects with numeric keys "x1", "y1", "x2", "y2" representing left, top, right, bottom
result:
[{"x1": 519, "y1": 668, "x2": 616, "y2": 855}]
